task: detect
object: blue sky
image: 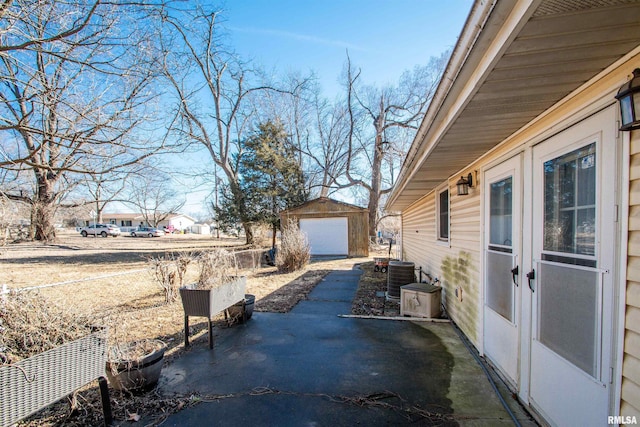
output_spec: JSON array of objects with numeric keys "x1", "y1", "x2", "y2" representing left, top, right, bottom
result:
[
  {"x1": 220, "y1": 1, "x2": 473, "y2": 97},
  {"x1": 177, "y1": 1, "x2": 473, "y2": 216}
]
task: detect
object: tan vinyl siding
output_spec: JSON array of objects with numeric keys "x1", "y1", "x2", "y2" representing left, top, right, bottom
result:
[
  {"x1": 448, "y1": 186, "x2": 481, "y2": 344},
  {"x1": 402, "y1": 180, "x2": 482, "y2": 346},
  {"x1": 624, "y1": 130, "x2": 640, "y2": 417},
  {"x1": 402, "y1": 193, "x2": 438, "y2": 274},
  {"x1": 623, "y1": 327, "x2": 640, "y2": 417}
]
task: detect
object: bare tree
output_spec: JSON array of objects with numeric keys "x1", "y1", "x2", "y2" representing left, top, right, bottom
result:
[
  {"x1": 125, "y1": 169, "x2": 185, "y2": 228},
  {"x1": 159, "y1": 7, "x2": 256, "y2": 243},
  {"x1": 82, "y1": 166, "x2": 142, "y2": 224},
  {"x1": 0, "y1": 0, "x2": 100, "y2": 53},
  {"x1": 343, "y1": 51, "x2": 450, "y2": 238},
  {"x1": 304, "y1": 90, "x2": 353, "y2": 197},
  {"x1": 159, "y1": 5, "x2": 307, "y2": 244},
  {"x1": 0, "y1": 1, "x2": 171, "y2": 241}
]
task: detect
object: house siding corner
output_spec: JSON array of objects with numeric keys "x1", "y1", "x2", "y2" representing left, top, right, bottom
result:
[{"x1": 625, "y1": 129, "x2": 640, "y2": 417}]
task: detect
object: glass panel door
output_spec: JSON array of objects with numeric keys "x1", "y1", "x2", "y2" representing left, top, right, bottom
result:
[
  {"x1": 483, "y1": 156, "x2": 521, "y2": 385},
  {"x1": 543, "y1": 143, "x2": 596, "y2": 260},
  {"x1": 487, "y1": 176, "x2": 514, "y2": 322},
  {"x1": 537, "y1": 143, "x2": 601, "y2": 377},
  {"x1": 529, "y1": 106, "x2": 616, "y2": 427}
]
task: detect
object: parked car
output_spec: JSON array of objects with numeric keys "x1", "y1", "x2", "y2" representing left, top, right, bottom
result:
[
  {"x1": 130, "y1": 226, "x2": 165, "y2": 238},
  {"x1": 80, "y1": 224, "x2": 121, "y2": 237}
]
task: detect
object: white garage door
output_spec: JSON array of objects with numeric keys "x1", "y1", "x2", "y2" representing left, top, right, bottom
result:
[{"x1": 300, "y1": 217, "x2": 348, "y2": 255}]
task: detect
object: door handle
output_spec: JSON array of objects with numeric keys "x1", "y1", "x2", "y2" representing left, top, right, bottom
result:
[
  {"x1": 511, "y1": 266, "x2": 519, "y2": 286},
  {"x1": 526, "y1": 269, "x2": 535, "y2": 292}
]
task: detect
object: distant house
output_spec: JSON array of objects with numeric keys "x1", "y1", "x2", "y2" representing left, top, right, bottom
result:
[
  {"x1": 386, "y1": 1, "x2": 640, "y2": 425},
  {"x1": 159, "y1": 214, "x2": 196, "y2": 232},
  {"x1": 88, "y1": 213, "x2": 196, "y2": 232},
  {"x1": 190, "y1": 223, "x2": 211, "y2": 235}
]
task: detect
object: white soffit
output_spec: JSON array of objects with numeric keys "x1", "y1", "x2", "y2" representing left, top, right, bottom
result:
[{"x1": 389, "y1": 0, "x2": 640, "y2": 211}]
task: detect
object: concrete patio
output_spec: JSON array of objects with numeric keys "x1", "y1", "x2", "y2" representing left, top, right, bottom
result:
[{"x1": 153, "y1": 267, "x2": 537, "y2": 426}]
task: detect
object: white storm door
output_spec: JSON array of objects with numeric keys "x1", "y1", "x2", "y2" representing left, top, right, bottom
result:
[
  {"x1": 483, "y1": 155, "x2": 521, "y2": 385},
  {"x1": 300, "y1": 217, "x2": 348, "y2": 255},
  {"x1": 529, "y1": 108, "x2": 616, "y2": 426}
]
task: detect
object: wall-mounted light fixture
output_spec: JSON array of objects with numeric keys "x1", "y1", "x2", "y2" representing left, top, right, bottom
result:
[
  {"x1": 616, "y1": 68, "x2": 640, "y2": 131},
  {"x1": 456, "y1": 173, "x2": 474, "y2": 196}
]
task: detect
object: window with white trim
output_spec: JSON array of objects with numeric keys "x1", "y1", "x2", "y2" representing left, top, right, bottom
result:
[{"x1": 437, "y1": 186, "x2": 449, "y2": 242}]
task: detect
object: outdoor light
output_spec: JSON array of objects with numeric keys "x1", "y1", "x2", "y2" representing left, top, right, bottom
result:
[
  {"x1": 616, "y1": 68, "x2": 640, "y2": 131},
  {"x1": 456, "y1": 173, "x2": 473, "y2": 196}
]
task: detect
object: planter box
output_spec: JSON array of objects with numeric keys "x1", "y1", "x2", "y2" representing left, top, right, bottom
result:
[
  {"x1": 180, "y1": 276, "x2": 246, "y2": 317},
  {"x1": 0, "y1": 328, "x2": 108, "y2": 427},
  {"x1": 179, "y1": 276, "x2": 246, "y2": 348}
]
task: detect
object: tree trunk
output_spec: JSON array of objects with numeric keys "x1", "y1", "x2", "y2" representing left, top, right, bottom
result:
[
  {"x1": 367, "y1": 100, "x2": 386, "y2": 240},
  {"x1": 228, "y1": 179, "x2": 254, "y2": 245},
  {"x1": 32, "y1": 176, "x2": 57, "y2": 242},
  {"x1": 272, "y1": 222, "x2": 277, "y2": 249},
  {"x1": 368, "y1": 141, "x2": 382, "y2": 240},
  {"x1": 243, "y1": 222, "x2": 254, "y2": 245},
  {"x1": 320, "y1": 178, "x2": 330, "y2": 198}
]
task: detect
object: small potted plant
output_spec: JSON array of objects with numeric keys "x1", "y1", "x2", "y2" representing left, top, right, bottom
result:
[
  {"x1": 227, "y1": 294, "x2": 256, "y2": 324},
  {"x1": 179, "y1": 249, "x2": 246, "y2": 348},
  {"x1": 105, "y1": 338, "x2": 167, "y2": 392}
]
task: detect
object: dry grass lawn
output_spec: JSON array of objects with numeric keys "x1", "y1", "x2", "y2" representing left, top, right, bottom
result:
[
  {"x1": 1, "y1": 231, "x2": 372, "y2": 359},
  {"x1": 1, "y1": 230, "x2": 388, "y2": 426}
]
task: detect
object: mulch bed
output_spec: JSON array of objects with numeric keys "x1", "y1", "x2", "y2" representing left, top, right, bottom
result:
[
  {"x1": 351, "y1": 261, "x2": 401, "y2": 317},
  {"x1": 254, "y1": 269, "x2": 331, "y2": 313}
]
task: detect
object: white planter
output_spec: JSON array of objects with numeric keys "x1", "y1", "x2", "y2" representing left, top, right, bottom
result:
[{"x1": 179, "y1": 276, "x2": 246, "y2": 348}]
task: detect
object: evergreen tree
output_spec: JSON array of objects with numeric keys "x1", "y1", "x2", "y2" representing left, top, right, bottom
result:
[{"x1": 215, "y1": 121, "x2": 307, "y2": 245}]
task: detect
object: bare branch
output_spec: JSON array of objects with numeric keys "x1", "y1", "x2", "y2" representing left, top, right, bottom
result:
[
  {"x1": 0, "y1": 0, "x2": 170, "y2": 240},
  {"x1": 0, "y1": 2, "x2": 100, "y2": 53},
  {"x1": 338, "y1": 49, "x2": 451, "y2": 238}
]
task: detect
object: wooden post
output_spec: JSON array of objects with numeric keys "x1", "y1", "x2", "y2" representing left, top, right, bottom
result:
[
  {"x1": 98, "y1": 376, "x2": 112, "y2": 426},
  {"x1": 184, "y1": 315, "x2": 190, "y2": 348},
  {"x1": 208, "y1": 319, "x2": 213, "y2": 349}
]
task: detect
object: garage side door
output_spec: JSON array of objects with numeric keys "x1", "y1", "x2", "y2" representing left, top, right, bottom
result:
[{"x1": 299, "y1": 217, "x2": 348, "y2": 255}]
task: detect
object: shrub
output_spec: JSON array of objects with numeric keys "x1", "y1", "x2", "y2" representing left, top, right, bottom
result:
[
  {"x1": 196, "y1": 248, "x2": 237, "y2": 289},
  {"x1": 149, "y1": 253, "x2": 192, "y2": 303},
  {"x1": 276, "y1": 219, "x2": 310, "y2": 273},
  {"x1": 0, "y1": 291, "x2": 95, "y2": 364},
  {"x1": 251, "y1": 224, "x2": 273, "y2": 247}
]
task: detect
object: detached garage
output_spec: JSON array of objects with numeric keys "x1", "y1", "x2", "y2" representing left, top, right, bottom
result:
[{"x1": 280, "y1": 197, "x2": 369, "y2": 257}]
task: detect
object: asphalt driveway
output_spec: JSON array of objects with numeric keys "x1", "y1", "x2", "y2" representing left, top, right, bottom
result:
[{"x1": 154, "y1": 267, "x2": 535, "y2": 426}]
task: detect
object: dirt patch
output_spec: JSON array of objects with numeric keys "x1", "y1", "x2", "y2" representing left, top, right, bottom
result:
[
  {"x1": 254, "y1": 269, "x2": 331, "y2": 313},
  {"x1": 351, "y1": 261, "x2": 401, "y2": 317}
]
